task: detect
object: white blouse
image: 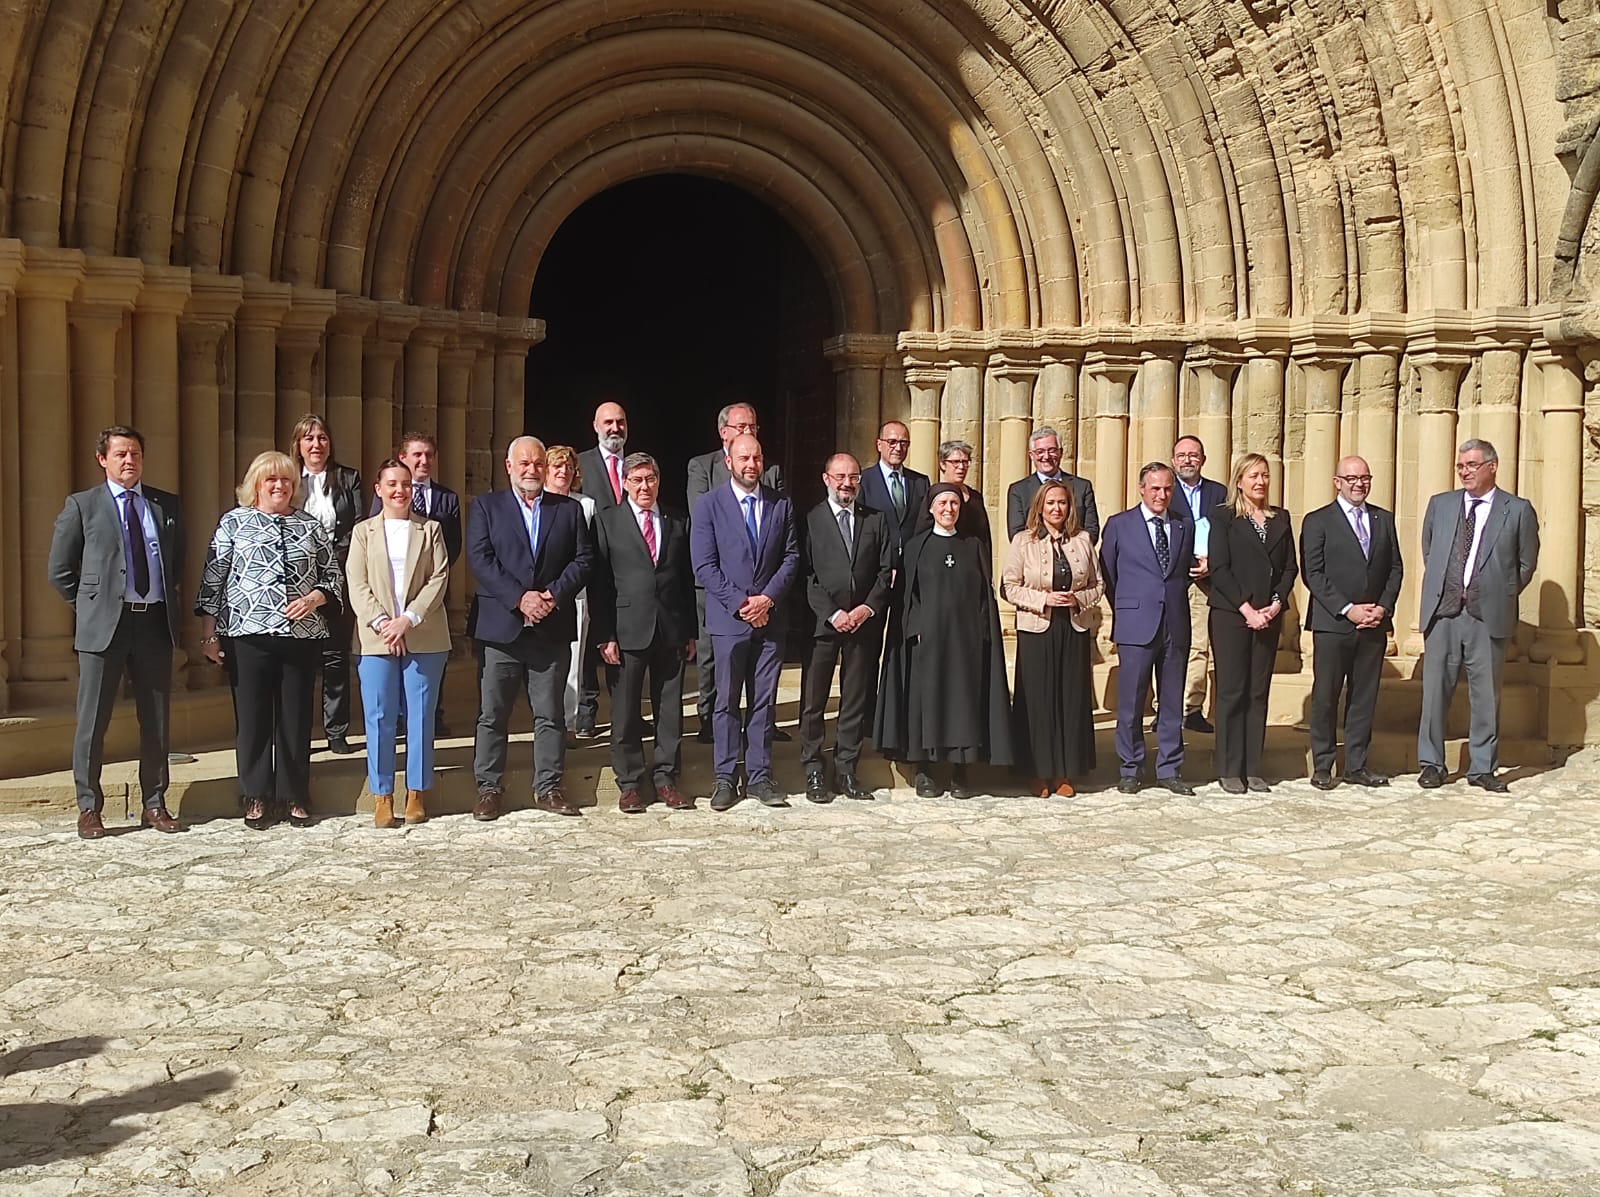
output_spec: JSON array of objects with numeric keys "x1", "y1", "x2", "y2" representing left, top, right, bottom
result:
[{"x1": 382, "y1": 518, "x2": 422, "y2": 625}]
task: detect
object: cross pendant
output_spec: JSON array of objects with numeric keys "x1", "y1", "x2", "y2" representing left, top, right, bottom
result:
[{"x1": 944, "y1": 554, "x2": 955, "y2": 568}]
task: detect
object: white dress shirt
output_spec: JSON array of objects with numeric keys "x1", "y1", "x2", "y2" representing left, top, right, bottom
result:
[
  {"x1": 1139, "y1": 503, "x2": 1173, "y2": 555},
  {"x1": 729, "y1": 479, "x2": 763, "y2": 536},
  {"x1": 1461, "y1": 488, "x2": 1497, "y2": 586},
  {"x1": 302, "y1": 469, "x2": 336, "y2": 533},
  {"x1": 105, "y1": 479, "x2": 166, "y2": 602},
  {"x1": 628, "y1": 498, "x2": 662, "y2": 562},
  {"x1": 826, "y1": 497, "x2": 872, "y2": 624}
]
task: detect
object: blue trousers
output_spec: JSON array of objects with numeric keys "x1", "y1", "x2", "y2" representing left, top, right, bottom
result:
[
  {"x1": 358, "y1": 651, "x2": 448, "y2": 794},
  {"x1": 711, "y1": 631, "x2": 784, "y2": 784}
]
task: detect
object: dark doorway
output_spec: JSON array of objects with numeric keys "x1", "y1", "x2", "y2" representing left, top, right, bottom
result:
[{"x1": 526, "y1": 174, "x2": 837, "y2": 513}]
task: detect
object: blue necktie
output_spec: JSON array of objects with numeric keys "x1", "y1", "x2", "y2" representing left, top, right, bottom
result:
[
  {"x1": 527, "y1": 498, "x2": 541, "y2": 558},
  {"x1": 743, "y1": 495, "x2": 759, "y2": 555}
]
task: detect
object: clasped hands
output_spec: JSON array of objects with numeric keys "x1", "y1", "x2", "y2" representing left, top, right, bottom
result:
[
  {"x1": 829, "y1": 604, "x2": 874, "y2": 633},
  {"x1": 375, "y1": 613, "x2": 413, "y2": 656},
  {"x1": 1043, "y1": 590, "x2": 1078, "y2": 609},
  {"x1": 1344, "y1": 602, "x2": 1386, "y2": 630},
  {"x1": 519, "y1": 589, "x2": 557, "y2": 624},
  {"x1": 739, "y1": 594, "x2": 775, "y2": 628},
  {"x1": 1238, "y1": 599, "x2": 1282, "y2": 631}
]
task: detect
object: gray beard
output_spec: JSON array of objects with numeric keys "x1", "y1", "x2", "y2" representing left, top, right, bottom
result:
[{"x1": 599, "y1": 433, "x2": 626, "y2": 455}]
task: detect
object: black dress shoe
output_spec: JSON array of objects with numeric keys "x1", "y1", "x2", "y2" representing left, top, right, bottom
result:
[
  {"x1": 1183, "y1": 712, "x2": 1215, "y2": 734},
  {"x1": 328, "y1": 736, "x2": 357, "y2": 755},
  {"x1": 1219, "y1": 777, "x2": 1247, "y2": 794},
  {"x1": 1246, "y1": 775, "x2": 1272, "y2": 793},
  {"x1": 242, "y1": 798, "x2": 275, "y2": 830},
  {"x1": 709, "y1": 781, "x2": 739, "y2": 811},
  {"x1": 837, "y1": 772, "x2": 873, "y2": 800},
  {"x1": 1310, "y1": 771, "x2": 1338, "y2": 791},
  {"x1": 1468, "y1": 772, "x2": 1510, "y2": 793},
  {"x1": 1158, "y1": 777, "x2": 1195, "y2": 796},
  {"x1": 749, "y1": 780, "x2": 789, "y2": 807},
  {"x1": 1146, "y1": 717, "x2": 1159, "y2": 735},
  {"x1": 771, "y1": 727, "x2": 792, "y2": 742},
  {"x1": 805, "y1": 772, "x2": 832, "y2": 804},
  {"x1": 914, "y1": 771, "x2": 941, "y2": 798},
  {"x1": 1418, "y1": 765, "x2": 1447, "y2": 789},
  {"x1": 695, "y1": 726, "x2": 714, "y2": 744},
  {"x1": 1116, "y1": 777, "x2": 1143, "y2": 794},
  {"x1": 948, "y1": 766, "x2": 973, "y2": 799},
  {"x1": 1344, "y1": 768, "x2": 1391, "y2": 788}
]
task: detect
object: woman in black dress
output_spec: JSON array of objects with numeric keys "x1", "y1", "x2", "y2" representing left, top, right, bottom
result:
[
  {"x1": 875, "y1": 484, "x2": 1013, "y2": 797},
  {"x1": 1001, "y1": 481, "x2": 1102, "y2": 797},
  {"x1": 1206, "y1": 453, "x2": 1298, "y2": 793}
]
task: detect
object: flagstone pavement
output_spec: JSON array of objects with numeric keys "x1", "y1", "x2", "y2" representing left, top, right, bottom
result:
[{"x1": 4, "y1": 758, "x2": 1600, "y2": 1196}]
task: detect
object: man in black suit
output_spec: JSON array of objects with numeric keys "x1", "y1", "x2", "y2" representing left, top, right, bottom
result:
[
  {"x1": 1167, "y1": 435, "x2": 1228, "y2": 734},
  {"x1": 571, "y1": 400, "x2": 629, "y2": 736},
  {"x1": 857, "y1": 420, "x2": 929, "y2": 570},
  {"x1": 685, "y1": 402, "x2": 785, "y2": 742},
  {"x1": 590, "y1": 452, "x2": 698, "y2": 814},
  {"x1": 1300, "y1": 455, "x2": 1404, "y2": 790},
  {"x1": 798, "y1": 453, "x2": 893, "y2": 803},
  {"x1": 48, "y1": 425, "x2": 186, "y2": 839},
  {"x1": 1005, "y1": 426, "x2": 1100, "y2": 543},
  {"x1": 467, "y1": 436, "x2": 593, "y2": 819}
]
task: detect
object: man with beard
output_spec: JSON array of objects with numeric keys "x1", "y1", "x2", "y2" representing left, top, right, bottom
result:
[
  {"x1": 1165, "y1": 435, "x2": 1226, "y2": 734},
  {"x1": 573, "y1": 400, "x2": 628, "y2": 735}
]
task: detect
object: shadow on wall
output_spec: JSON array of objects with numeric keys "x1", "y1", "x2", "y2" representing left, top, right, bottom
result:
[{"x1": 0, "y1": 1036, "x2": 234, "y2": 1171}]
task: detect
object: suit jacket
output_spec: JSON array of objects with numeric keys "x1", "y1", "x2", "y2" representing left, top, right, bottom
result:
[
  {"x1": 1000, "y1": 530, "x2": 1104, "y2": 635},
  {"x1": 1006, "y1": 472, "x2": 1101, "y2": 543},
  {"x1": 589, "y1": 503, "x2": 697, "y2": 652},
  {"x1": 346, "y1": 514, "x2": 452, "y2": 655},
  {"x1": 690, "y1": 482, "x2": 799, "y2": 639},
  {"x1": 368, "y1": 480, "x2": 462, "y2": 565},
  {"x1": 1098, "y1": 506, "x2": 1194, "y2": 648},
  {"x1": 1419, "y1": 488, "x2": 1539, "y2": 640},
  {"x1": 801, "y1": 501, "x2": 892, "y2": 636},
  {"x1": 49, "y1": 483, "x2": 185, "y2": 651},
  {"x1": 305, "y1": 462, "x2": 363, "y2": 562},
  {"x1": 1300, "y1": 501, "x2": 1403, "y2": 634},
  {"x1": 686, "y1": 449, "x2": 785, "y2": 518},
  {"x1": 1169, "y1": 476, "x2": 1228, "y2": 526},
  {"x1": 466, "y1": 488, "x2": 593, "y2": 646},
  {"x1": 857, "y1": 463, "x2": 930, "y2": 565},
  {"x1": 578, "y1": 445, "x2": 625, "y2": 512},
  {"x1": 1206, "y1": 506, "x2": 1299, "y2": 617}
]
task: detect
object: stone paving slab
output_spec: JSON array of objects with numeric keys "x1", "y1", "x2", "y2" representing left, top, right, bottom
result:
[{"x1": 3, "y1": 758, "x2": 1600, "y2": 1195}]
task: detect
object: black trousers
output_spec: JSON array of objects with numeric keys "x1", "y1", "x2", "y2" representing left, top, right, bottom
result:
[
  {"x1": 226, "y1": 634, "x2": 320, "y2": 805},
  {"x1": 475, "y1": 635, "x2": 569, "y2": 796},
  {"x1": 798, "y1": 626, "x2": 881, "y2": 773},
  {"x1": 1310, "y1": 628, "x2": 1386, "y2": 774},
  {"x1": 577, "y1": 637, "x2": 605, "y2": 727},
  {"x1": 318, "y1": 603, "x2": 354, "y2": 740},
  {"x1": 1209, "y1": 611, "x2": 1279, "y2": 780},
  {"x1": 607, "y1": 634, "x2": 686, "y2": 791},
  {"x1": 72, "y1": 606, "x2": 173, "y2": 812},
  {"x1": 694, "y1": 588, "x2": 716, "y2": 724}
]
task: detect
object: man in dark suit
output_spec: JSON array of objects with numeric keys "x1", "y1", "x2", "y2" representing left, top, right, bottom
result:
[
  {"x1": 48, "y1": 425, "x2": 185, "y2": 839},
  {"x1": 798, "y1": 453, "x2": 892, "y2": 803},
  {"x1": 1098, "y1": 463, "x2": 1195, "y2": 795},
  {"x1": 1168, "y1": 435, "x2": 1228, "y2": 733},
  {"x1": 572, "y1": 400, "x2": 629, "y2": 736},
  {"x1": 1005, "y1": 426, "x2": 1100, "y2": 543},
  {"x1": 1300, "y1": 455, "x2": 1404, "y2": 790},
  {"x1": 857, "y1": 420, "x2": 929, "y2": 570},
  {"x1": 1417, "y1": 438, "x2": 1539, "y2": 792},
  {"x1": 690, "y1": 434, "x2": 799, "y2": 811},
  {"x1": 590, "y1": 452, "x2": 697, "y2": 814},
  {"x1": 685, "y1": 402, "x2": 785, "y2": 742},
  {"x1": 467, "y1": 436, "x2": 593, "y2": 819}
]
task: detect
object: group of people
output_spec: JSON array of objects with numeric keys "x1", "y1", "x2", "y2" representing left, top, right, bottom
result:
[{"x1": 47, "y1": 400, "x2": 1539, "y2": 840}]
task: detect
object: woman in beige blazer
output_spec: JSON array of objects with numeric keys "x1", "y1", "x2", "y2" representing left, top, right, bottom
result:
[
  {"x1": 1001, "y1": 480, "x2": 1104, "y2": 797},
  {"x1": 347, "y1": 459, "x2": 451, "y2": 827}
]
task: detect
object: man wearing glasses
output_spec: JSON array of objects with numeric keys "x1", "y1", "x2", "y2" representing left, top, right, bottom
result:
[
  {"x1": 1416, "y1": 439, "x2": 1539, "y2": 792},
  {"x1": 858, "y1": 421, "x2": 930, "y2": 568},
  {"x1": 1005, "y1": 427, "x2": 1100, "y2": 543},
  {"x1": 1300, "y1": 456, "x2": 1404, "y2": 789}
]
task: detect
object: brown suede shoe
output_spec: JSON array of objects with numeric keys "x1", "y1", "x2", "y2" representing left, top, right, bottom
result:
[
  {"x1": 617, "y1": 789, "x2": 648, "y2": 814},
  {"x1": 657, "y1": 784, "x2": 693, "y2": 810},
  {"x1": 404, "y1": 789, "x2": 428, "y2": 824},
  {"x1": 472, "y1": 789, "x2": 502, "y2": 822},
  {"x1": 533, "y1": 788, "x2": 582, "y2": 816},
  {"x1": 140, "y1": 805, "x2": 184, "y2": 833},
  {"x1": 373, "y1": 795, "x2": 398, "y2": 829},
  {"x1": 77, "y1": 809, "x2": 107, "y2": 840}
]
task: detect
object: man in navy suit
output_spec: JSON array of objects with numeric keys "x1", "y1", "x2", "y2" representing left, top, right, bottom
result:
[
  {"x1": 690, "y1": 434, "x2": 799, "y2": 811},
  {"x1": 857, "y1": 421, "x2": 929, "y2": 572},
  {"x1": 1099, "y1": 463, "x2": 1197, "y2": 795},
  {"x1": 1167, "y1": 435, "x2": 1227, "y2": 733},
  {"x1": 467, "y1": 436, "x2": 593, "y2": 820}
]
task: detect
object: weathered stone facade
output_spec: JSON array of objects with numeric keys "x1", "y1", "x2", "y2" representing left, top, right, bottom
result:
[{"x1": 2, "y1": 0, "x2": 1599, "y2": 770}]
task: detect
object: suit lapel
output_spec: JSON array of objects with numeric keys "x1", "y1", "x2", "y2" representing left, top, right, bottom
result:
[
  {"x1": 402, "y1": 517, "x2": 424, "y2": 602},
  {"x1": 1473, "y1": 496, "x2": 1511, "y2": 569}
]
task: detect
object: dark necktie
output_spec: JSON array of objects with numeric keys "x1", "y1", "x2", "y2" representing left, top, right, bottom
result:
[
  {"x1": 412, "y1": 484, "x2": 427, "y2": 515},
  {"x1": 890, "y1": 471, "x2": 905, "y2": 516},
  {"x1": 1151, "y1": 516, "x2": 1170, "y2": 576},
  {"x1": 743, "y1": 496, "x2": 759, "y2": 555},
  {"x1": 124, "y1": 491, "x2": 151, "y2": 598},
  {"x1": 837, "y1": 507, "x2": 853, "y2": 555},
  {"x1": 642, "y1": 510, "x2": 657, "y2": 563}
]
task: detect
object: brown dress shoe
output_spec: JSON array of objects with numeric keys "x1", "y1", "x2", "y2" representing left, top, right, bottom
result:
[
  {"x1": 404, "y1": 790, "x2": 428, "y2": 824},
  {"x1": 472, "y1": 789, "x2": 502, "y2": 822},
  {"x1": 77, "y1": 809, "x2": 107, "y2": 840},
  {"x1": 657, "y1": 784, "x2": 694, "y2": 810},
  {"x1": 534, "y1": 788, "x2": 582, "y2": 816},
  {"x1": 373, "y1": 795, "x2": 398, "y2": 829},
  {"x1": 140, "y1": 805, "x2": 184, "y2": 833},
  {"x1": 617, "y1": 789, "x2": 648, "y2": 814}
]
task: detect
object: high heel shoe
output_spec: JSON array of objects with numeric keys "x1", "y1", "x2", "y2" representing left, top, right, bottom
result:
[{"x1": 243, "y1": 797, "x2": 273, "y2": 830}]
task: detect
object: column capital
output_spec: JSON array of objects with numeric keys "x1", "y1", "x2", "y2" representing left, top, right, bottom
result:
[
  {"x1": 411, "y1": 308, "x2": 458, "y2": 347},
  {"x1": 185, "y1": 274, "x2": 244, "y2": 325},
  {"x1": 1082, "y1": 351, "x2": 1141, "y2": 383},
  {"x1": 494, "y1": 315, "x2": 545, "y2": 355},
  {"x1": 1185, "y1": 345, "x2": 1244, "y2": 378},
  {"x1": 903, "y1": 363, "x2": 949, "y2": 388},
  {"x1": 373, "y1": 302, "x2": 421, "y2": 348},
  {"x1": 439, "y1": 342, "x2": 479, "y2": 371},
  {"x1": 824, "y1": 332, "x2": 896, "y2": 369},
  {"x1": 71, "y1": 257, "x2": 144, "y2": 322},
  {"x1": 1414, "y1": 354, "x2": 1469, "y2": 414},
  {"x1": 236, "y1": 280, "x2": 293, "y2": 329},
  {"x1": 985, "y1": 351, "x2": 1040, "y2": 382},
  {"x1": 136, "y1": 263, "x2": 192, "y2": 317},
  {"x1": 0, "y1": 238, "x2": 23, "y2": 299},
  {"x1": 17, "y1": 246, "x2": 87, "y2": 302},
  {"x1": 278, "y1": 285, "x2": 338, "y2": 348},
  {"x1": 329, "y1": 295, "x2": 378, "y2": 339}
]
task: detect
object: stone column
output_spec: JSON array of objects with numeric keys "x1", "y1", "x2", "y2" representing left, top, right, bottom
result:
[
  {"x1": 439, "y1": 339, "x2": 475, "y2": 641},
  {"x1": 363, "y1": 309, "x2": 417, "y2": 487},
  {"x1": 465, "y1": 316, "x2": 498, "y2": 497},
  {"x1": 1036, "y1": 353, "x2": 1080, "y2": 469},
  {"x1": 1187, "y1": 352, "x2": 1238, "y2": 473},
  {"x1": 69, "y1": 258, "x2": 142, "y2": 492},
  {"x1": 941, "y1": 353, "x2": 985, "y2": 495},
  {"x1": 903, "y1": 363, "x2": 947, "y2": 481},
  {"x1": 1403, "y1": 356, "x2": 1466, "y2": 656},
  {"x1": 1242, "y1": 354, "x2": 1287, "y2": 506},
  {"x1": 1297, "y1": 354, "x2": 1348, "y2": 515},
  {"x1": 1355, "y1": 351, "x2": 1400, "y2": 510},
  {"x1": 131, "y1": 264, "x2": 191, "y2": 493},
  {"x1": 276, "y1": 286, "x2": 337, "y2": 451},
  {"x1": 825, "y1": 335, "x2": 891, "y2": 461},
  {"x1": 492, "y1": 317, "x2": 544, "y2": 488},
  {"x1": 325, "y1": 299, "x2": 376, "y2": 477},
  {"x1": 404, "y1": 313, "x2": 455, "y2": 440},
  {"x1": 180, "y1": 275, "x2": 243, "y2": 682},
  {"x1": 1530, "y1": 346, "x2": 1584, "y2": 664},
  {"x1": 1475, "y1": 347, "x2": 1523, "y2": 495},
  {"x1": 0, "y1": 241, "x2": 25, "y2": 711},
  {"x1": 989, "y1": 353, "x2": 1038, "y2": 519},
  {"x1": 234, "y1": 282, "x2": 292, "y2": 466},
  {"x1": 1084, "y1": 354, "x2": 1137, "y2": 513},
  {"x1": 16, "y1": 248, "x2": 86, "y2": 700},
  {"x1": 1136, "y1": 350, "x2": 1181, "y2": 474}
]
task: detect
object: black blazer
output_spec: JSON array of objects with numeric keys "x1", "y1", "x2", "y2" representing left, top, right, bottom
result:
[
  {"x1": 857, "y1": 463, "x2": 930, "y2": 564},
  {"x1": 589, "y1": 503, "x2": 697, "y2": 652},
  {"x1": 802, "y1": 501, "x2": 893, "y2": 635},
  {"x1": 1169, "y1": 476, "x2": 1227, "y2": 525},
  {"x1": 305, "y1": 462, "x2": 363, "y2": 563},
  {"x1": 1299, "y1": 501, "x2": 1403, "y2": 634},
  {"x1": 1206, "y1": 505, "x2": 1298, "y2": 617},
  {"x1": 577, "y1": 445, "x2": 624, "y2": 511},
  {"x1": 369, "y1": 479, "x2": 462, "y2": 565},
  {"x1": 1005, "y1": 472, "x2": 1100, "y2": 543},
  {"x1": 466, "y1": 488, "x2": 592, "y2": 646}
]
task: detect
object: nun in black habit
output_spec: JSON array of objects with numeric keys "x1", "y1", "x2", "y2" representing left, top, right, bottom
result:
[{"x1": 874, "y1": 483, "x2": 1014, "y2": 797}]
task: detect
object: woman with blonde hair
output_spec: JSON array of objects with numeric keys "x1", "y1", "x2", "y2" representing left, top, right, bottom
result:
[
  {"x1": 1002, "y1": 480, "x2": 1103, "y2": 797},
  {"x1": 545, "y1": 445, "x2": 598, "y2": 732},
  {"x1": 1205, "y1": 453, "x2": 1298, "y2": 793},
  {"x1": 197, "y1": 451, "x2": 344, "y2": 828},
  {"x1": 347, "y1": 459, "x2": 452, "y2": 827}
]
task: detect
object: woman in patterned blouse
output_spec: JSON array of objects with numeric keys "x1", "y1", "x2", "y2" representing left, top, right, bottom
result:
[{"x1": 197, "y1": 451, "x2": 345, "y2": 829}]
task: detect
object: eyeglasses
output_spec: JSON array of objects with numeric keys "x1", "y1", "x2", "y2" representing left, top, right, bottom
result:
[
  {"x1": 1172, "y1": 451, "x2": 1204, "y2": 461},
  {"x1": 825, "y1": 473, "x2": 862, "y2": 484},
  {"x1": 879, "y1": 438, "x2": 910, "y2": 448},
  {"x1": 1336, "y1": 474, "x2": 1373, "y2": 484},
  {"x1": 942, "y1": 458, "x2": 971, "y2": 468},
  {"x1": 1456, "y1": 460, "x2": 1492, "y2": 474},
  {"x1": 726, "y1": 422, "x2": 758, "y2": 434},
  {"x1": 1030, "y1": 446, "x2": 1062, "y2": 457}
]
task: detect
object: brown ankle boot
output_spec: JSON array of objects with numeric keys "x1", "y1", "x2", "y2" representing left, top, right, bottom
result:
[
  {"x1": 404, "y1": 789, "x2": 427, "y2": 824},
  {"x1": 372, "y1": 795, "x2": 398, "y2": 829}
]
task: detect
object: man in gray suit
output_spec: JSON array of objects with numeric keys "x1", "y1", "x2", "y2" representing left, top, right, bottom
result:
[
  {"x1": 48, "y1": 426, "x2": 186, "y2": 839},
  {"x1": 1417, "y1": 438, "x2": 1539, "y2": 792}
]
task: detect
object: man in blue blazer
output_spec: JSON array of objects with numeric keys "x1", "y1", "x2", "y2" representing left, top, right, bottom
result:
[
  {"x1": 1168, "y1": 435, "x2": 1228, "y2": 733},
  {"x1": 690, "y1": 434, "x2": 799, "y2": 811},
  {"x1": 467, "y1": 436, "x2": 593, "y2": 819},
  {"x1": 1099, "y1": 463, "x2": 1197, "y2": 795}
]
